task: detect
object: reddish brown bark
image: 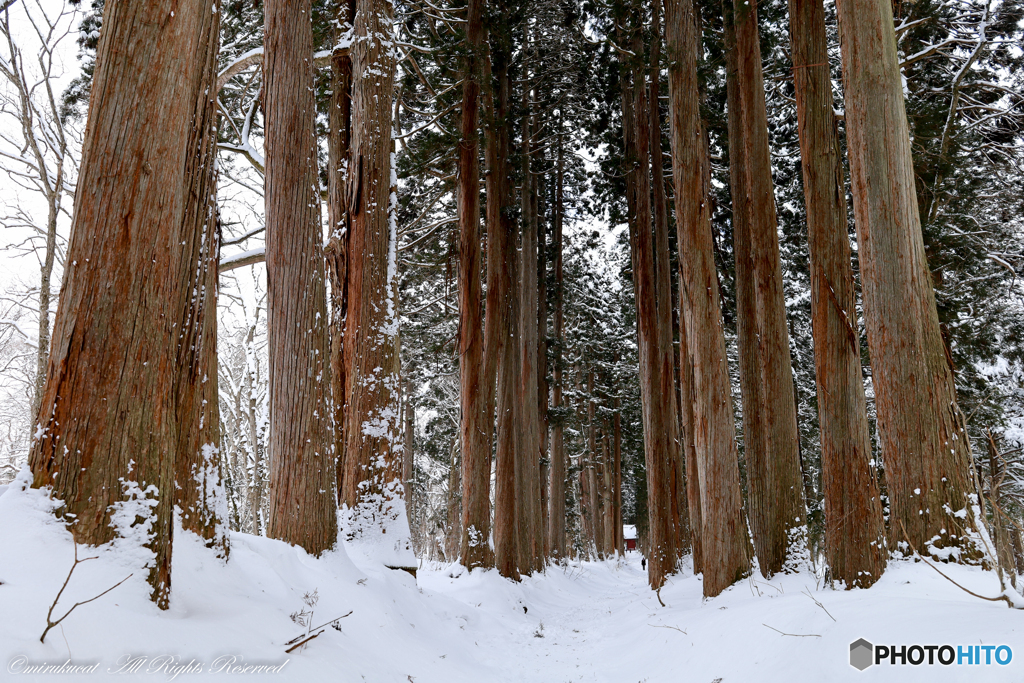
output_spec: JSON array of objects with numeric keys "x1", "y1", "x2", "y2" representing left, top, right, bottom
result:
[
  {"x1": 601, "y1": 429, "x2": 615, "y2": 554},
  {"x1": 265, "y1": 0, "x2": 337, "y2": 555},
  {"x1": 447, "y1": 446, "x2": 462, "y2": 560},
  {"x1": 458, "y1": 0, "x2": 493, "y2": 569},
  {"x1": 835, "y1": 0, "x2": 977, "y2": 555},
  {"x1": 176, "y1": 2, "x2": 227, "y2": 554},
  {"x1": 341, "y1": 0, "x2": 411, "y2": 558},
  {"x1": 788, "y1": 0, "x2": 885, "y2": 587},
  {"x1": 650, "y1": 0, "x2": 687, "y2": 561},
  {"x1": 664, "y1": 0, "x2": 751, "y2": 596},
  {"x1": 617, "y1": 0, "x2": 677, "y2": 587},
  {"x1": 730, "y1": 0, "x2": 805, "y2": 577},
  {"x1": 517, "y1": 78, "x2": 544, "y2": 573},
  {"x1": 586, "y1": 369, "x2": 601, "y2": 555},
  {"x1": 29, "y1": 0, "x2": 219, "y2": 607},
  {"x1": 613, "y1": 401, "x2": 624, "y2": 553},
  {"x1": 677, "y1": 308, "x2": 703, "y2": 572},
  {"x1": 484, "y1": 30, "x2": 519, "y2": 579}
]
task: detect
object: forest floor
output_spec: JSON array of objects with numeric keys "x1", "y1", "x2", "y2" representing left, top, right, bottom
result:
[{"x1": 1, "y1": 472, "x2": 1021, "y2": 683}]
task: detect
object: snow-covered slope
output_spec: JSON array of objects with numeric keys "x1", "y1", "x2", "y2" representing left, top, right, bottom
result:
[{"x1": 1, "y1": 474, "x2": 1019, "y2": 682}]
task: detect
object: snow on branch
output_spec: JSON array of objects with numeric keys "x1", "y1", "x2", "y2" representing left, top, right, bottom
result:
[
  {"x1": 216, "y1": 46, "x2": 347, "y2": 93},
  {"x1": 218, "y1": 247, "x2": 265, "y2": 275}
]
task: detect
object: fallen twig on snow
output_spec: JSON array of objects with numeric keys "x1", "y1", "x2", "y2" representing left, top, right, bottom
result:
[
  {"x1": 284, "y1": 630, "x2": 323, "y2": 653},
  {"x1": 41, "y1": 542, "x2": 132, "y2": 643},
  {"x1": 801, "y1": 588, "x2": 836, "y2": 621},
  {"x1": 283, "y1": 610, "x2": 354, "y2": 651},
  {"x1": 762, "y1": 623, "x2": 821, "y2": 638}
]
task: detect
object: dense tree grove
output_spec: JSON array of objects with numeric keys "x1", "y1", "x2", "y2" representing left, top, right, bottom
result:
[{"x1": 0, "y1": 0, "x2": 1023, "y2": 606}]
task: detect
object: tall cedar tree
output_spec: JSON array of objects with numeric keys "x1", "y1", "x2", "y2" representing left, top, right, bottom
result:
[
  {"x1": 616, "y1": 0, "x2": 678, "y2": 588},
  {"x1": 835, "y1": 0, "x2": 978, "y2": 554},
  {"x1": 29, "y1": 0, "x2": 220, "y2": 607},
  {"x1": 176, "y1": 0, "x2": 228, "y2": 554},
  {"x1": 265, "y1": 0, "x2": 337, "y2": 554},
  {"x1": 518, "y1": 38, "x2": 545, "y2": 573},
  {"x1": 787, "y1": 0, "x2": 885, "y2": 586},
  {"x1": 458, "y1": 0, "x2": 494, "y2": 569},
  {"x1": 537, "y1": 150, "x2": 551, "y2": 557},
  {"x1": 727, "y1": 0, "x2": 806, "y2": 576},
  {"x1": 649, "y1": 0, "x2": 689, "y2": 561},
  {"x1": 341, "y1": 0, "x2": 414, "y2": 566},
  {"x1": 547, "y1": 137, "x2": 568, "y2": 559},
  {"x1": 486, "y1": 0, "x2": 522, "y2": 579},
  {"x1": 664, "y1": 0, "x2": 751, "y2": 597}
]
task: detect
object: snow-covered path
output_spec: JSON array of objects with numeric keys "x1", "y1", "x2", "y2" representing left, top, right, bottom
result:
[
  {"x1": 419, "y1": 553, "x2": 1021, "y2": 683},
  {"x1": 2, "y1": 476, "x2": 1021, "y2": 682}
]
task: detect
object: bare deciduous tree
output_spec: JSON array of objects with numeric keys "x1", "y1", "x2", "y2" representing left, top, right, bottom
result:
[{"x1": 0, "y1": 1, "x2": 77, "y2": 418}]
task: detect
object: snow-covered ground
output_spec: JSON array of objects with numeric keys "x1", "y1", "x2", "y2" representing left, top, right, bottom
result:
[{"x1": 1, "y1": 473, "x2": 1020, "y2": 682}]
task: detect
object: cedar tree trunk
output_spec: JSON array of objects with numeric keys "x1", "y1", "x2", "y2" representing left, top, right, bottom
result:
[
  {"x1": 458, "y1": 0, "x2": 494, "y2": 569},
  {"x1": 341, "y1": 0, "x2": 414, "y2": 566},
  {"x1": 326, "y1": 0, "x2": 355, "y2": 504},
  {"x1": 265, "y1": 0, "x2": 337, "y2": 555},
  {"x1": 835, "y1": 0, "x2": 977, "y2": 555},
  {"x1": 29, "y1": 0, "x2": 218, "y2": 607},
  {"x1": 176, "y1": 1, "x2": 228, "y2": 553},
  {"x1": 730, "y1": 0, "x2": 806, "y2": 576},
  {"x1": 664, "y1": 0, "x2": 751, "y2": 596},
  {"x1": 788, "y1": 0, "x2": 885, "y2": 587},
  {"x1": 548, "y1": 137, "x2": 567, "y2": 559},
  {"x1": 617, "y1": 0, "x2": 678, "y2": 587}
]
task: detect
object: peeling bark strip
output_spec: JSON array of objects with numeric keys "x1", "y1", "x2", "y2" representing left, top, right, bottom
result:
[
  {"x1": 264, "y1": 0, "x2": 337, "y2": 555},
  {"x1": 787, "y1": 0, "x2": 885, "y2": 587},
  {"x1": 664, "y1": 0, "x2": 750, "y2": 597},
  {"x1": 729, "y1": 0, "x2": 806, "y2": 577},
  {"x1": 835, "y1": 0, "x2": 977, "y2": 555},
  {"x1": 458, "y1": 0, "x2": 493, "y2": 570},
  {"x1": 28, "y1": 0, "x2": 218, "y2": 608},
  {"x1": 175, "y1": 0, "x2": 228, "y2": 555},
  {"x1": 327, "y1": 0, "x2": 356, "y2": 504}
]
